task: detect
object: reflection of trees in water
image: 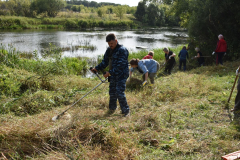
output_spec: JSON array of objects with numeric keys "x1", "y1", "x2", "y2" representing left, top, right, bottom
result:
[
  {"x1": 136, "y1": 37, "x2": 166, "y2": 43},
  {"x1": 168, "y1": 37, "x2": 188, "y2": 45}
]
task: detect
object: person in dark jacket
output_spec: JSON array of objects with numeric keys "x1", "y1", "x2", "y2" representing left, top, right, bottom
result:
[
  {"x1": 212, "y1": 34, "x2": 227, "y2": 65},
  {"x1": 194, "y1": 47, "x2": 205, "y2": 67},
  {"x1": 163, "y1": 48, "x2": 176, "y2": 75},
  {"x1": 178, "y1": 46, "x2": 189, "y2": 71},
  {"x1": 91, "y1": 33, "x2": 130, "y2": 117}
]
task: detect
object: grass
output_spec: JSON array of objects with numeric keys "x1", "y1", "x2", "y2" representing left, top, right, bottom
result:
[
  {"x1": 0, "y1": 45, "x2": 240, "y2": 159},
  {"x1": 0, "y1": 13, "x2": 138, "y2": 30},
  {"x1": 129, "y1": 45, "x2": 185, "y2": 61}
]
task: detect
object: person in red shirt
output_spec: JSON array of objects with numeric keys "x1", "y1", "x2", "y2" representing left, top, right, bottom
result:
[
  {"x1": 212, "y1": 34, "x2": 227, "y2": 65},
  {"x1": 143, "y1": 51, "x2": 154, "y2": 59}
]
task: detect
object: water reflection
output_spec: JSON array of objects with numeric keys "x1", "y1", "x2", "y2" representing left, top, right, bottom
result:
[{"x1": 0, "y1": 28, "x2": 188, "y2": 58}]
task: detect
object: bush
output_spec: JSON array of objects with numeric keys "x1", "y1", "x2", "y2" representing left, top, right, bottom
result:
[
  {"x1": 78, "y1": 19, "x2": 89, "y2": 28},
  {"x1": 64, "y1": 19, "x2": 78, "y2": 28}
]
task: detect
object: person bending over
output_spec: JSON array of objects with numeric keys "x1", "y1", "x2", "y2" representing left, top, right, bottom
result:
[{"x1": 129, "y1": 58, "x2": 160, "y2": 85}]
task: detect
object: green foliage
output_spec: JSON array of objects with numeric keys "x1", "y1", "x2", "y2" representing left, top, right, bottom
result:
[
  {"x1": 172, "y1": 0, "x2": 240, "y2": 59},
  {"x1": 0, "y1": 44, "x2": 88, "y2": 76},
  {"x1": 129, "y1": 45, "x2": 184, "y2": 61},
  {"x1": 135, "y1": 1, "x2": 179, "y2": 27},
  {"x1": 30, "y1": 0, "x2": 65, "y2": 17},
  {"x1": 135, "y1": 1, "x2": 146, "y2": 22},
  {"x1": 0, "y1": 72, "x2": 21, "y2": 97},
  {"x1": 114, "y1": 6, "x2": 126, "y2": 20},
  {"x1": 64, "y1": 19, "x2": 78, "y2": 28},
  {"x1": 97, "y1": 7, "x2": 106, "y2": 18},
  {"x1": 0, "y1": 15, "x2": 137, "y2": 29},
  {"x1": 71, "y1": 5, "x2": 81, "y2": 12},
  {"x1": 4, "y1": 0, "x2": 32, "y2": 17}
]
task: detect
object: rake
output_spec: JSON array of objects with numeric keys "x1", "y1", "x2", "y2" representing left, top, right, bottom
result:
[{"x1": 52, "y1": 68, "x2": 108, "y2": 121}]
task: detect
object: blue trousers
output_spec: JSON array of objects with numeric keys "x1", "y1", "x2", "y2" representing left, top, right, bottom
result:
[
  {"x1": 179, "y1": 59, "x2": 186, "y2": 71},
  {"x1": 109, "y1": 78, "x2": 129, "y2": 114}
]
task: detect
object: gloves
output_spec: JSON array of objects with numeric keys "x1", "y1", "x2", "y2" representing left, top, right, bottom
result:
[
  {"x1": 224, "y1": 52, "x2": 226, "y2": 56},
  {"x1": 236, "y1": 68, "x2": 240, "y2": 76},
  {"x1": 142, "y1": 81, "x2": 147, "y2": 86},
  {"x1": 212, "y1": 52, "x2": 215, "y2": 55}
]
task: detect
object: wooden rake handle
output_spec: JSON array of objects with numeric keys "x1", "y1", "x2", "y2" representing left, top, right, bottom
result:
[{"x1": 228, "y1": 75, "x2": 239, "y2": 103}]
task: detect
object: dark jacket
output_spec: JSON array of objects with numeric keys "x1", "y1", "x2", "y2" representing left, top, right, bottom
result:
[
  {"x1": 165, "y1": 51, "x2": 176, "y2": 64},
  {"x1": 95, "y1": 43, "x2": 129, "y2": 80},
  {"x1": 178, "y1": 49, "x2": 189, "y2": 60}
]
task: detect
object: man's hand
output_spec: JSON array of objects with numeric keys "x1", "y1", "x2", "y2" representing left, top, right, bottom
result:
[
  {"x1": 224, "y1": 52, "x2": 227, "y2": 56},
  {"x1": 91, "y1": 68, "x2": 97, "y2": 74},
  {"x1": 103, "y1": 71, "x2": 110, "y2": 78},
  {"x1": 169, "y1": 55, "x2": 172, "y2": 59},
  {"x1": 212, "y1": 52, "x2": 215, "y2": 55}
]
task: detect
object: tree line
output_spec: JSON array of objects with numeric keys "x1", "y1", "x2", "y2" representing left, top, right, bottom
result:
[
  {"x1": 0, "y1": 0, "x2": 66, "y2": 17},
  {"x1": 0, "y1": 0, "x2": 136, "y2": 19},
  {"x1": 66, "y1": 0, "x2": 121, "y2": 8}
]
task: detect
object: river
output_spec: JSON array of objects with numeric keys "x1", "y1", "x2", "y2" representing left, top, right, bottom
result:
[{"x1": 0, "y1": 28, "x2": 188, "y2": 58}]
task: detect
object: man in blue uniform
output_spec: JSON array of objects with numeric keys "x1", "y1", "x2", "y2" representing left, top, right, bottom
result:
[{"x1": 91, "y1": 33, "x2": 130, "y2": 117}]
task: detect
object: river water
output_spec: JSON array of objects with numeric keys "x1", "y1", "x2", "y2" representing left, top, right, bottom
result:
[{"x1": 0, "y1": 28, "x2": 188, "y2": 58}]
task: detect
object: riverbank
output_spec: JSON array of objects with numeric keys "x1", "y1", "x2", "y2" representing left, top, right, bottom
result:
[
  {"x1": 0, "y1": 15, "x2": 138, "y2": 30},
  {"x1": 0, "y1": 44, "x2": 239, "y2": 159},
  {"x1": 0, "y1": 44, "x2": 185, "y2": 116}
]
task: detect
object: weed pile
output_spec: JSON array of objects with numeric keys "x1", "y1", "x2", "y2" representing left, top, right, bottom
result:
[{"x1": 1, "y1": 45, "x2": 240, "y2": 159}]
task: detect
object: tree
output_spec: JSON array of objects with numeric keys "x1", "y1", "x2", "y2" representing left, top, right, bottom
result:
[
  {"x1": 97, "y1": 7, "x2": 106, "y2": 18},
  {"x1": 31, "y1": 0, "x2": 65, "y2": 17},
  {"x1": 135, "y1": 1, "x2": 146, "y2": 21},
  {"x1": 5, "y1": 0, "x2": 31, "y2": 16},
  {"x1": 146, "y1": 3, "x2": 160, "y2": 26},
  {"x1": 114, "y1": 6, "x2": 126, "y2": 20}
]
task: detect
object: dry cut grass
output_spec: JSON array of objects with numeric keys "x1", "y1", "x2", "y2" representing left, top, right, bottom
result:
[{"x1": 1, "y1": 60, "x2": 240, "y2": 159}]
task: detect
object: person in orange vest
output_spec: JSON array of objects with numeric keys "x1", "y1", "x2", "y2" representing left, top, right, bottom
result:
[
  {"x1": 143, "y1": 51, "x2": 154, "y2": 59},
  {"x1": 212, "y1": 34, "x2": 227, "y2": 65}
]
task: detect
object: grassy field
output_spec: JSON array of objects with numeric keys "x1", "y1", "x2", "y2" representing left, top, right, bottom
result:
[{"x1": 0, "y1": 45, "x2": 240, "y2": 159}]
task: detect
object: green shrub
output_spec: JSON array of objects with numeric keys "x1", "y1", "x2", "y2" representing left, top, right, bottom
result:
[
  {"x1": 78, "y1": 19, "x2": 89, "y2": 28},
  {"x1": 64, "y1": 19, "x2": 78, "y2": 28}
]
